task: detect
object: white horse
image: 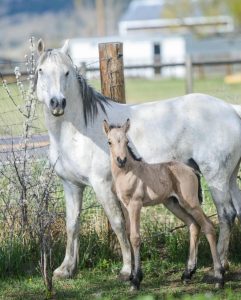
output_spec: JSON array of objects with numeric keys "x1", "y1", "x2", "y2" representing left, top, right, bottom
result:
[{"x1": 35, "y1": 39, "x2": 241, "y2": 281}]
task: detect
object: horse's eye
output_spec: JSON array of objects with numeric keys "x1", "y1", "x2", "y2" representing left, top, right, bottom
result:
[
  {"x1": 38, "y1": 68, "x2": 42, "y2": 73},
  {"x1": 108, "y1": 141, "x2": 112, "y2": 146},
  {"x1": 65, "y1": 71, "x2": 69, "y2": 77}
]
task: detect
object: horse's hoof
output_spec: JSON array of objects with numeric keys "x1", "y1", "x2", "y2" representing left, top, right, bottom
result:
[
  {"x1": 129, "y1": 285, "x2": 138, "y2": 292},
  {"x1": 53, "y1": 267, "x2": 74, "y2": 279},
  {"x1": 215, "y1": 282, "x2": 224, "y2": 289},
  {"x1": 182, "y1": 278, "x2": 191, "y2": 285},
  {"x1": 118, "y1": 272, "x2": 131, "y2": 282},
  {"x1": 130, "y1": 282, "x2": 140, "y2": 291}
]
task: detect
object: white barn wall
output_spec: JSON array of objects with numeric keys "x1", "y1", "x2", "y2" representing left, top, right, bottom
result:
[
  {"x1": 69, "y1": 36, "x2": 186, "y2": 78},
  {"x1": 162, "y1": 37, "x2": 185, "y2": 77}
]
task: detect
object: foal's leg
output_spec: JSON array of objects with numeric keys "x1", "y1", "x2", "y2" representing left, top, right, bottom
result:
[
  {"x1": 128, "y1": 201, "x2": 143, "y2": 290},
  {"x1": 165, "y1": 198, "x2": 200, "y2": 283},
  {"x1": 54, "y1": 180, "x2": 84, "y2": 279}
]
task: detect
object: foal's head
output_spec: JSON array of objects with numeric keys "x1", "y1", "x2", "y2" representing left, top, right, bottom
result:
[{"x1": 103, "y1": 119, "x2": 130, "y2": 168}]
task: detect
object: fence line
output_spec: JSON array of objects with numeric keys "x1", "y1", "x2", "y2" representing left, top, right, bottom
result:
[{"x1": 2, "y1": 57, "x2": 241, "y2": 76}]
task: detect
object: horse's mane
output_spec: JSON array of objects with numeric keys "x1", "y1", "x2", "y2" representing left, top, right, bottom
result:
[{"x1": 77, "y1": 74, "x2": 110, "y2": 126}]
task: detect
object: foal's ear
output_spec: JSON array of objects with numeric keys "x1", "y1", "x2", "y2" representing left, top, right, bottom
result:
[
  {"x1": 103, "y1": 120, "x2": 110, "y2": 135},
  {"x1": 123, "y1": 118, "x2": 130, "y2": 133},
  {"x1": 37, "y1": 39, "x2": 45, "y2": 55},
  {"x1": 61, "y1": 40, "x2": 69, "y2": 55}
]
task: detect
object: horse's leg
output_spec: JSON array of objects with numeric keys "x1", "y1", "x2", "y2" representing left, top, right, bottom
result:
[
  {"x1": 53, "y1": 180, "x2": 84, "y2": 279},
  {"x1": 179, "y1": 196, "x2": 224, "y2": 287},
  {"x1": 164, "y1": 198, "x2": 200, "y2": 283},
  {"x1": 230, "y1": 161, "x2": 241, "y2": 221},
  {"x1": 92, "y1": 180, "x2": 132, "y2": 281},
  {"x1": 128, "y1": 201, "x2": 143, "y2": 290},
  {"x1": 208, "y1": 185, "x2": 236, "y2": 271}
]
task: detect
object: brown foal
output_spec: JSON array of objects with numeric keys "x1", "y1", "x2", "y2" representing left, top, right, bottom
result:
[{"x1": 103, "y1": 119, "x2": 224, "y2": 290}]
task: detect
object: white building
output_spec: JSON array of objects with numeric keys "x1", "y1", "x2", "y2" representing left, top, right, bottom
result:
[{"x1": 69, "y1": 35, "x2": 185, "y2": 78}]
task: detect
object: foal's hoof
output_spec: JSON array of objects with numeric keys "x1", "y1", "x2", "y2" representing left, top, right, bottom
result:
[
  {"x1": 181, "y1": 272, "x2": 191, "y2": 284},
  {"x1": 181, "y1": 268, "x2": 196, "y2": 284}
]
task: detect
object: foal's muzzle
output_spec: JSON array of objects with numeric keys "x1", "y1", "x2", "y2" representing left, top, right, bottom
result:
[
  {"x1": 50, "y1": 97, "x2": 66, "y2": 116},
  {"x1": 117, "y1": 156, "x2": 127, "y2": 168}
]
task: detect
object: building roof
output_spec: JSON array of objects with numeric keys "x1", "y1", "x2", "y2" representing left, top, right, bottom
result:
[
  {"x1": 119, "y1": 0, "x2": 233, "y2": 36},
  {"x1": 121, "y1": 0, "x2": 164, "y2": 22}
]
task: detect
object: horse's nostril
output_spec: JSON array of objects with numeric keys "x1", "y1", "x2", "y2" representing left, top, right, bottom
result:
[
  {"x1": 50, "y1": 97, "x2": 58, "y2": 109},
  {"x1": 62, "y1": 98, "x2": 66, "y2": 109},
  {"x1": 50, "y1": 98, "x2": 55, "y2": 106}
]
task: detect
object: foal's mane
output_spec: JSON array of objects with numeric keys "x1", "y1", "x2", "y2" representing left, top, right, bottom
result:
[
  {"x1": 36, "y1": 49, "x2": 111, "y2": 126},
  {"x1": 109, "y1": 124, "x2": 142, "y2": 162}
]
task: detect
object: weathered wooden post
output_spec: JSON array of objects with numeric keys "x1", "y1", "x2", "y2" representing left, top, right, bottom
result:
[
  {"x1": 80, "y1": 62, "x2": 87, "y2": 77},
  {"x1": 98, "y1": 42, "x2": 126, "y2": 250},
  {"x1": 98, "y1": 42, "x2": 126, "y2": 103},
  {"x1": 185, "y1": 55, "x2": 193, "y2": 94}
]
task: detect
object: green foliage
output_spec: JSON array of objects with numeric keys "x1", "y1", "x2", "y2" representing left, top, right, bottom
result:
[{"x1": 227, "y1": 0, "x2": 241, "y2": 26}]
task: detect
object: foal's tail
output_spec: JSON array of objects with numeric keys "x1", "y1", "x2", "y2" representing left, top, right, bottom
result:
[{"x1": 187, "y1": 158, "x2": 203, "y2": 204}]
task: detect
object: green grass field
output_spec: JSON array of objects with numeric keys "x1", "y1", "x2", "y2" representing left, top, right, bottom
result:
[
  {"x1": 109, "y1": 76, "x2": 241, "y2": 104},
  {"x1": 1, "y1": 263, "x2": 241, "y2": 300}
]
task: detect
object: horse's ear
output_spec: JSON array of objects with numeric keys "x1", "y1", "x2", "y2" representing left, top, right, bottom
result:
[
  {"x1": 123, "y1": 118, "x2": 130, "y2": 133},
  {"x1": 103, "y1": 120, "x2": 110, "y2": 135},
  {"x1": 61, "y1": 40, "x2": 69, "y2": 55},
  {"x1": 37, "y1": 39, "x2": 45, "y2": 55}
]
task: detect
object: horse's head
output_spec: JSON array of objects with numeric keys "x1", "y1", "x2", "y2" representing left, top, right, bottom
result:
[
  {"x1": 35, "y1": 39, "x2": 74, "y2": 117},
  {"x1": 103, "y1": 119, "x2": 130, "y2": 168}
]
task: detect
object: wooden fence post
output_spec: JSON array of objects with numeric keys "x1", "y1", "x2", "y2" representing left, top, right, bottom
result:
[
  {"x1": 98, "y1": 42, "x2": 126, "y2": 103},
  {"x1": 98, "y1": 42, "x2": 126, "y2": 251},
  {"x1": 185, "y1": 55, "x2": 193, "y2": 94}
]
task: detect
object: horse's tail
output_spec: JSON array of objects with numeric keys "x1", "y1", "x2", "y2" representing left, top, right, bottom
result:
[
  {"x1": 232, "y1": 104, "x2": 241, "y2": 119},
  {"x1": 186, "y1": 158, "x2": 203, "y2": 204}
]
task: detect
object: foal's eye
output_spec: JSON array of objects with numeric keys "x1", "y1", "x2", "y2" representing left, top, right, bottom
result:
[
  {"x1": 38, "y1": 68, "x2": 42, "y2": 73},
  {"x1": 65, "y1": 71, "x2": 69, "y2": 77},
  {"x1": 108, "y1": 141, "x2": 112, "y2": 146}
]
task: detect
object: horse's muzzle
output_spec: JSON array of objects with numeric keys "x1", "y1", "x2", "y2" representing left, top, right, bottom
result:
[
  {"x1": 50, "y1": 97, "x2": 66, "y2": 116},
  {"x1": 51, "y1": 109, "x2": 65, "y2": 117}
]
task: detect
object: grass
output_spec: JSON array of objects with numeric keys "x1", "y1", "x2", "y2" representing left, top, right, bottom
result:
[
  {"x1": 1, "y1": 183, "x2": 241, "y2": 299},
  {"x1": 1, "y1": 263, "x2": 241, "y2": 300}
]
